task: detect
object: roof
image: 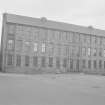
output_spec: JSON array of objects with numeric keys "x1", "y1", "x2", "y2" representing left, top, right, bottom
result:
[{"x1": 3, "y1": 13, "x2": 105, "y2": 37}]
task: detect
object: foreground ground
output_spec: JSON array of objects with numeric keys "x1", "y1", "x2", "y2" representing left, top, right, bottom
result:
[{"x1": 0, "y1": 73, "x2": 105, "y2": 105}]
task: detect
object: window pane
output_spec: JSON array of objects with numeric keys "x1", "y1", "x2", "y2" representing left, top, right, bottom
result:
[
  {"x1": 7, "y1": 39, "x2": 14, "y2": 50},
  {"x1": 99, "y1": 60, "x2": 102, "y2": 69},
  {"x1": 41, "y1": 56, "x2": 46, "y2": 67},
  {"x1": 82, "y1": 59, "x2": 86, "y2": 68},
  {"x1": 70, "y1": 59, "x2": 73, "y2": 70},
  {"x1": 63, "y1": 58, "x2": 67, "y2": 68},
  {"x1": 56, "y1": 57, "x2": 60, "y2": 68},
  {"x1": 94, "y1": 60, "x2": 97, "y2": 69},
  {"x1": 48, "y1": 57, "x2": 53, "y2": 67},
  {"x1": 33, "y1": 56, "x2": 38, "y2": 67},
  {"x1": 16, "y1": 55, "x2": 21, "y2": 66},
  {"x1": 42, "y1": 43, "x2": 46, "y2": 53},
  {"x1": 7, "y1": 54, "x2": 13, "y2": 65},
  {"x1": 34, "y1": 43, "x2": 38, "y2": 52},
  {"x1": 25, "y1": 55, "x2": 30, "y2": 66},
  {"x1": 88, "y1": 60, "x2": 91, "y2": 69}
]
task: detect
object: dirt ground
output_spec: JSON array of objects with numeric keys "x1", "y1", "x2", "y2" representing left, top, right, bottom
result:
[{"x1": 0, "y1": 73, "x2": 105, "y2": 105}]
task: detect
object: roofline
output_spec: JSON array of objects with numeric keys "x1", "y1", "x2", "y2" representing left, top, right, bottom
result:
[{"x1": 3, "y1": 13, "x2": 105, "y2": 36}]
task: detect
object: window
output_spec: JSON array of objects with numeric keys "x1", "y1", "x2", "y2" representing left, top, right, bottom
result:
[
  {"x1": 99, "y1": 60, "x2": 102, "y2": 69},
  {"x1": 8, "y1": 24, "x2": 15, "y2": 34},
  {"x1": 87, "y1": 47, "x2": 91, "y2": 56},
  {"x1": 16, "y1": 55, "x2": 21, "y2": 66},
  {"x1": 82, "y1": 59, "x2": 86, "y2": 68},
  {"x1": 16, "y1": 40, "x2": 23, "y2": 51},
  {"x1": 76, "y1": 59, "x2": 79, "y2": 72},
  {"x1": 41, "y1": 56, "x2": 46, "y2": 67},
  {"x1": 104, "y1": 61, "x2": 105, "y2": 69},
  {"x1": 56, "y1": 57, "x2": 60, "y2": 68},
  {"x1": 25, "y1": 55, "x2": 30, "y2": 66},
  {"x1": 42, "y1": 43, "x2": 46, "y2": 53},
  {"x1": 94, "y1": 60, "x2": 97, "y2": 69},
  {"x1": 63, "y1": 58, "x2": 67, "y2": 68},
  {"x1": 48, "y1": 57, "x2": 53, "y2": 67},
  {"x1": 70, "y1": 59, "x2": 73, "y2": 70},
  {"x1": 7, "y1": 39, "x2": 14, "y2": 50},
  {"x1": 24, "y1": 41, "x2": 31, "y2": 52},
  {"x1": 88, "y1": 60, "x2": 91, "y2": 69},
  {"x1": 34, "y1": 43, "x2": 38, "y2": 52},
  {"x1": 33, "y1": 56, "x2": 38, "y2": 67},
  {"x1": 99, "y1": 48, "x2": 102, "y2": 57},
  {"x1": 92, "y1": 48, "x2": 97, "y2": 56},
  {"x1": 82, "y1": 47, "x2": 86, "y2": 56},
  {"x1": 103, "y1": 49, "x2": 105, "y2": 57},
  {"x1": 7, "y1": 54, "x2": 13, "y2": 65}
]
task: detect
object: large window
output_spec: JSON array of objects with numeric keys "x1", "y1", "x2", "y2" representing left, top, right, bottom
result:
[
  {"x1": 7, "y1": 54, "x2": 13, "y2": 65},
  {"x1": 88, "y1": 60, "x2": 91, "y2": 69},
  {"x1": 42, "y1": 43, "x2": 46, "y2": 53},
  {"x1": 87, "y1": 47, "x2": 91, "y2": 56},
  {"x1": 16, "y1": 55, "x2": 21, "y2": 66},
  {"x1": 33, "y1": 56, "x2": 38, "y2": 67},
  {"x1": 24, "y1": 41, "x2": 31, "y2": 52},
  {"x1": 82, "y1": 59, "x2": 86, "y2": 68},
  {"x1": 99, "y1": 60, "x2": 102, "y2": 69},
  {"x1": 34, "y1": 43, "x2": 38, "y2": 52},
  {"x1": 7, "y1": 39, "x2": 14, "y2": 50},
  {"x1": 41, "y1": 56, "x2": 46, "y2": 67},
  {"x1": 99, "y1": 48, "x2": 102, "y2": 57},
  {"x1": 94, "y1": 60, "x2": 97, "y2": 69},
  {"x1": 16, "y1": 40, "x2": 23, "y2": 51},
  {"x1": 48, "y1": 57, "x2": 53, "y2": 67},
  {"x1": 82, "y1": 47, "x2": 86, "y2": 56},
  {"x1": 92, "y1": 48, "x2": 97, "y2": 56},
  {"x1": 56, "y1": 57, "x2": 60, "y2": 69},
  {"x1": 25, "y1": 55, "x2": 30, "y2": 66},
  {"x1": 8, "y1": 24, "x2": 15, "y2": 34},
  {"x1": 70, "y1": 59, "x2": 73, "y2": 70},
  {"x1": 63, "y1": 58, "x2": 67, "y2": 68},
  {"x1": 76, "y1": 59, "x2": 79, "y2": 71}
]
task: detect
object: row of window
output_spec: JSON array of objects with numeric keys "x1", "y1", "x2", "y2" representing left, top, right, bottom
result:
[
  {"x1": 7, "y1": 39, "x2": 105, "y2": 57},
  {"x1": 7, "y1": 24, "x2": 105, "y2": 45},
  {"x1": 7, "y1": 54, "x2": 105, "y2": 70}
]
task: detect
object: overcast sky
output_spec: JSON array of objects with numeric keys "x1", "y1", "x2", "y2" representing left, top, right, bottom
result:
[{"x1": 0, "y1": 0, "x2": 105, "y2": 42}]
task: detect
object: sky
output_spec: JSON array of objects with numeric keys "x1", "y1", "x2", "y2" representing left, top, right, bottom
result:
[{"x1": 0, "y1": 0, "x2": 105, "y2": 42}]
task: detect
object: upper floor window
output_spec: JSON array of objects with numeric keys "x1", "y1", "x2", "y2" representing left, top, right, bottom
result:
[
  {"x1": 34, "y1": 43, "x2": 38, "y2": 52},
  {"x1": 8, "y1": 24, "x2": 15, "y2": 34},
  {"x1": 7, "y1": 54, "x2": 13, "y2": 65},
  {"x1": 87, "y1": 47, "x2": 91, "y2": 56},
  {"x1": 42, "y1": 43, "x2": 46, "y2": 53},
  {"x1": 82, "y1": 47, "x2": 86, "y2": 56},
  {"x1": 92, "y1": 48, "x2": 97, "y2": 56},
  {"x1": 104, "y1": 49, "x2": 105, "y2": 57},
  {"x1": 7, "y1": 39, "x2": 14, "y2": 50}
]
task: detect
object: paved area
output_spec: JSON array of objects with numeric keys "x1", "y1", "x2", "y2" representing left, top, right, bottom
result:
[{"x1": 0, "y1": 73, "x2": 105, "y2": 105}]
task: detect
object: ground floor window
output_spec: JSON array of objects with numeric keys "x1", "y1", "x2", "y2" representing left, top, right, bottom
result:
[
  {"x1": 94, "y1": 60, "x2": 97, "y2": 69},
  {"x1": 99, "y1": 60, "x2": 102, "y2": 69},
  {"x1": 70, "y1": 59, "x2": 73, "y2": 70},
  {"x1": 7, "y1": 54, "x2": 14, "y2": 65},
  {"x1": 82, "y1": 59, "x2": 86, "y2": 68},
  {"x1": 48, "y1": 57, "x2": 53, "y2": 67},
  {"x1": 41, "y1": 56, "x2": 46, "y2": 67},
  {"x1": 88, "y1": 60, "x2": 91, "y2": 69},
  {"x1": 33, "y1": 56, "x2": 38, "y2": 67},
  {"x1": 104, "y1": 61, "x2": 105, "y2": 69},
  {"x1": 16, "y1": 54, "x2": 21, "y2": 66},
  {"x1": 76, "y1": 59, "x2": 79, "y2": 71},
  {"x1": 63, "y1": 58, "x2": 67, "y2": 68},
  {"x1": 56, "y1": 57, "x2": 60, "y2": 69},
  {"x1": 25, "y1": 55, "x2": 30, "y2": 66}
]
